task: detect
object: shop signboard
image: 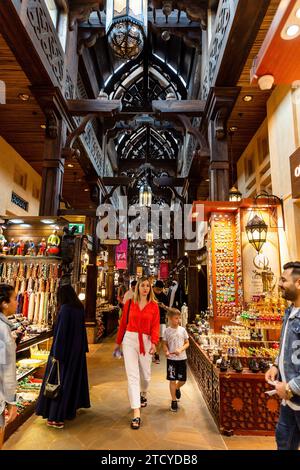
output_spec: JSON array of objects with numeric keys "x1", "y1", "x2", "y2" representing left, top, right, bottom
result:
[
  {"x1": 159, "y1": 261, "x2": 169, "y2": 279},
  {"x1": 290, "y1": 148, "x2": 300, "y2": 199},
  {"x1": 115, "y1": 239, "x2": 128, "y2": 270},
  {"x1": 69, "y1": 223, "x2": 85, "y2": 235}
]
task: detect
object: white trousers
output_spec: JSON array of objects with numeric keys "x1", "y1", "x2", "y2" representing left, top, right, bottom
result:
[{"x1": 122, "y1": 331, "x2": 152, "y2": 409}]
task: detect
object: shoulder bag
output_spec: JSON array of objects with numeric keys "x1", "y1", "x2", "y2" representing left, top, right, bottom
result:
[{"x1": 43, "y1": 357, "x2": 61, "y2": 399}]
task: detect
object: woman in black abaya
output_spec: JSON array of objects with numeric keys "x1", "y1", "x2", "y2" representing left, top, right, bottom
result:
[{"x1": 36, "y1": 285, "x2": 90, "y2": 428}]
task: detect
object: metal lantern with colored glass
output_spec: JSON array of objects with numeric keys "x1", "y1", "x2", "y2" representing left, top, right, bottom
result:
[
  {"x1": 229, "y1": 186, "x2": 242, "y2": 202},
  {"x1": 245, "y1": 214, "x2": 268, "y2": 253},
  {"x1": 139, "y1": 183, "x2": 152, "y2": 207},
  {"x1": 106, "y1": 0, "x2": 147, "y2": 60}
]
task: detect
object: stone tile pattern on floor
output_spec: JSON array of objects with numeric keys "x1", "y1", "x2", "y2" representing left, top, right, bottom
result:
[{"x1": 3, "y1": 337, "x2": 275, "y2": 450}]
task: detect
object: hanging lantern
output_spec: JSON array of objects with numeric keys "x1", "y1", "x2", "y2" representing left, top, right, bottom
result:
[
  {"x1": 139, "y1": 183, "x2": 152, "y2": 207},
  {"x1": 106, "y1": 0, "x2": 147, "y2": 60},
  {"x1": 245, "y1": 214, "x2": 268, "y2": 253},
  {"x1": 146, "y1": 231, "x2": 153, "y2": 243},
  {"x1": 229, "y1": 186, "x2": 242, "y2": 202}
]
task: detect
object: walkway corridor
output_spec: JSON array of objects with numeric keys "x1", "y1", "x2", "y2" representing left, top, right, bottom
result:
[{"x1": 3, "y1": 336, "x2": 275, "y2": 450}]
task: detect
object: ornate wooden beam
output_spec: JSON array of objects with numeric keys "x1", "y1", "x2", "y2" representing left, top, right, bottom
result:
[
  {"x1": 152, "y1": 99, "x2": 206, "y2": 118},
  {"x1": 67, "y1": 99, "x2": 122, "y2": 117}
]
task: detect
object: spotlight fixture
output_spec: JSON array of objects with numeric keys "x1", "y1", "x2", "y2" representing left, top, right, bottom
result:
[
  {"x1": 18, "y1": 93, "x2": 30, "y2": 101},
  {"x1": 286, "y1": 24, "x2": 300, "y2": 37},
  {"x1": 243, "y1": 95, "x2": 253, "y2": 102},
  {"x1": 257, "y1": 74, "x2": 274, "y2": 90},
  {"x1": 41, "y1": 219, "x2": 55, "y2": 224},
  {"x1": 9, "y1": 219, "x2": 24, "y2": 224}
]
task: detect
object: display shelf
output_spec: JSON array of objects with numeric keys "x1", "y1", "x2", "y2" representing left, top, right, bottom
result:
[
  {"x1": 16, "y1": 330, "x2": 52, "y2": 355},
  {"x1": 0, "y1": 255, "x2": 62, "y2": 261},
  {"x1": 4, "y1": 399, "x2": 38, "y2": 442},
  {"x1": 231, "y1": 320, "x2": 282, "y2": 330},
  {"x1": 16, "y1": 363, "x2": 46, "y2": 382},
  {"x1": 231, "y1": 335, "x2": 279, "y2": 344}
]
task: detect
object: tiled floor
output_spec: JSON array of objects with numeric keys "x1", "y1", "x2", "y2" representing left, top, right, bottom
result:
[{"x1": 3, "y1": 336, "x2": 276, "y2": 450}]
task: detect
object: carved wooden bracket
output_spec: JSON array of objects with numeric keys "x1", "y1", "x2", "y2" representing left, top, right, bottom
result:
[
  {"x1": 69, "y1": 1, "x2": 104, "y2": 31},
  {"x1": 177, "y1": 114, "x2": 209, "y2": 154},
  {"x1": 78, "y1": 28, "x2": 105, "y2": 54},
  {"x1": 45, "y1": 109, "x2": 60, "y2": 139},
  {"x1": 65, "y1": 113, "x2": 94, "y2": 150},
  {"x1": 151, "y1": 0, "x2": 207, "y2": 30},
  {"x1": 214, "y1": 106, "x2": 229, "y2": 141}
]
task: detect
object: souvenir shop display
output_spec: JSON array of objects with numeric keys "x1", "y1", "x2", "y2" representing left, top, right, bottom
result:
[
  {"x1": 47, "y1": 230, "x2": 61, "y2": 256},
  {"x1": 0, "y1": 259, "x2": 61, "y2": 328},
  {"x1": 188, "y1": 199, "x2": 283, "y2": 436},
  {"x1": 4, "y1": 334, "x2": 51, "y2": 442},
  {"x1": 207, "y1": 212, "x2": 243, "y2": 332}
]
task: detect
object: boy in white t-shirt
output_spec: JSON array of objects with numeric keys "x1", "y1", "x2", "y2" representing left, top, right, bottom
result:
[{"x1": 163, "y1": 308, "x2": 189, "y2": 412}]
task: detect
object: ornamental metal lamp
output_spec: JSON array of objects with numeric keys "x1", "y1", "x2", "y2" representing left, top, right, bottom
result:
[
  {"x1": 106, "y1": 0, "x2": 147, "y2": 60},
  {"x1": 139, "y1": 183, "x2": 152, "y2": 208},
  {"x1": 148, "y1": 247, "x2": 154, "y2": 256},
  {"x1": 229, "y1": 186, "x2": 242, "y2": 202},
  {"x1": 245, "y1": 214, "x2": 268, "y2": 253}
]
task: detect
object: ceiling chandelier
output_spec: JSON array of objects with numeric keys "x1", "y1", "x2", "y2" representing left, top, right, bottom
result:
[{"x1": 106, "y1": 0, "x2": 147, "y2": 60}]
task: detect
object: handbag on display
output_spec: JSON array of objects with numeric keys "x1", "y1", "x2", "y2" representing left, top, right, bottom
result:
[{"x1": 43, "y1": 357, "x2": 61, "y2": 399}]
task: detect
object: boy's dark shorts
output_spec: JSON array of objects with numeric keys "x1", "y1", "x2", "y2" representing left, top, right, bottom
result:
[{"x1": 166, "y1": 359, "x2": 187, "y2": 381}]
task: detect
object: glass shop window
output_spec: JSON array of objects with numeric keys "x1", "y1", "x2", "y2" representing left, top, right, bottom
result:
[{"x1": 45, "y1": 0, "x2": 68, "y2": 51}]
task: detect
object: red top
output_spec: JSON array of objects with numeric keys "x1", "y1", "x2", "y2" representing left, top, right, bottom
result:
[{"x1": 116, "y1": 299, "x2": 160, "y2": 355}]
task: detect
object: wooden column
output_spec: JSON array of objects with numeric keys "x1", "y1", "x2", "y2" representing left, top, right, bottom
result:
[
  {"x1": 205, "y1": 87, "x2": 240, "y2": 202},
  {"x1": 39, "y1": 111, "x2": 66, "y2": 216},
  {"x1": 85, "y1": 217, "x2": 97, "y2": 325},
  {"x1": 107, "y1": 245, "x2": 115, "y2": 304}
]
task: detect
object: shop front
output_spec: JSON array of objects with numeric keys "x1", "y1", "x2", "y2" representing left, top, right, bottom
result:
[{"x1": 187, "y1": 197, "x2": 286, "y2": 435}]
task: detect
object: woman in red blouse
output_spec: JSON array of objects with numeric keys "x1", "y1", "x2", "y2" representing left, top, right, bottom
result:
[{"x1": 115, "y1": 277, "x2": 159, "y2": 429}]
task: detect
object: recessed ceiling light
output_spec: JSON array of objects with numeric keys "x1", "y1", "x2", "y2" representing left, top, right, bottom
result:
[
  {"x1": 18, "y1": 93, "x2": 30, "y2": 101},
  {"x1": 243, "y1": 95, "x2": 253, "y2": 102},
  {"x1": 84, "y1": 188, "x2": 89, "y2": 192},
  {"x1": 230, "y1": 126, "x2": 238, "y2": 132},
  {"x1": 67, "y1": 164, "x2": 74, "y2": 168},
  {"x1": 41, "y1": 219, "x2": 55, "y2": 224},
  {"x1": 286, "y1": 24, "x2": 300, "y2": 37},
  {"x1": 40, "y1": 124, "x2": 46, "y2": 129},
  {"x1": 9, "y1": 219, "x2": 24, "y2": 224},
  {"x1": 205, "y1": 179, "x2": 210, "y2": 182}
]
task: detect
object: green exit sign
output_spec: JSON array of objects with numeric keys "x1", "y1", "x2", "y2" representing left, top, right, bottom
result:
[{"x1": 69, "y1": 223, "x2": 85, "y2": 235}]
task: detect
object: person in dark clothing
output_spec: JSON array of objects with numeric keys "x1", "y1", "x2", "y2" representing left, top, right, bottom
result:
[
  {"x1": 36, "y1": 285, "x2": 90, "y2": 428},
  {"x1": 153, "y1": 280, "x2": 169, "y2": 364}
]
